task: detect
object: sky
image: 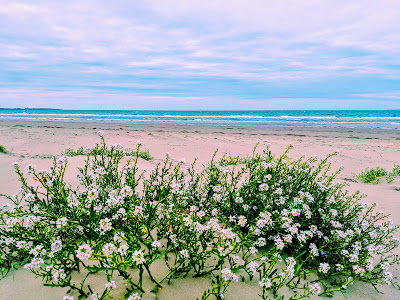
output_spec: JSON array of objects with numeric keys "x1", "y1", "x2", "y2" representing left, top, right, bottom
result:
[{"x1": 0, "y1": 0, "x2": 400, "y2": 110}]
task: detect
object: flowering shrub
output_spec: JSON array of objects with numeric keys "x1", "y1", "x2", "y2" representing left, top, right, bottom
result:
[{"x1": 1, "y1": 134, "x2": 399, "y2": 300}]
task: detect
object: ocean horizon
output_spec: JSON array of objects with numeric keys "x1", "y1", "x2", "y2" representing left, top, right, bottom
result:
[{"x1": 1, "y1": 108, "x2": 400, "y2": 130}]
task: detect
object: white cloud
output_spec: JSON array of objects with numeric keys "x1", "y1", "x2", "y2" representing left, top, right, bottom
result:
[
  {"x1": 0, "y1": 1, "x2": 399, "y2": 108},
  {"x1": 354, "y1": 92, "x2": 400, "y2": 99},
  {"x1": 1, "y1": 87, "x2": 399, "y2": 110}
]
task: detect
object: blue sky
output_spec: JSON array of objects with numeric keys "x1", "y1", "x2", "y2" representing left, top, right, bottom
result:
[{"x1": 0, "y1": 0, "x2": 400, "y2": 110}]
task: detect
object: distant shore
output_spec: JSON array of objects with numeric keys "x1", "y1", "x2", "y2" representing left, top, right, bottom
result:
[{"x1": 1, "y1": 109, "x2": 400, "y2": 130}]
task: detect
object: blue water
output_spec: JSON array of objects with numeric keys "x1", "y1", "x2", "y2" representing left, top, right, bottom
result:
[{"x1": 0, "y1": 109, "x2": 400, "y2": 129}]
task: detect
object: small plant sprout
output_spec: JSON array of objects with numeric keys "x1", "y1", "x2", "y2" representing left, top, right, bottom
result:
[{"x1": 0, "y1": 144, "x2": 7, "y2": 154}]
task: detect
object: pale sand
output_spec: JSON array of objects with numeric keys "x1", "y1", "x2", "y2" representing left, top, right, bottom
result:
[{"x1": 0, "y1": 120, "x2": 399, "y2": 300}]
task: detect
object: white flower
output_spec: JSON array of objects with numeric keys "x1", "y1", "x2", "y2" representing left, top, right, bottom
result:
[
  {"x1": 366, "y1": 258, "x2": 374, "y2": 271},
  {"x1": 228, "y1": 215, "x2": 236, "y2": 222},
  {"x1": 179, "y1": 249, "x2": 189, "y2": 258},
  {"x1": 56, "y1": 156, "x2": 68, "y2": 165},
  {"x1": 288, "y1": 225, "x2": 298, "y2": 235},
  {"x1": 213, "y1": 193, "x2": 222, "y2": 201},
  {"x1": 318, "y1": 263, "x2": 330, "y2": 274},
  {"x1": 53, "y1": 268, "x2": 67, "y2": 283},
  {"x1": 183, "y1": 216, "x2": 193, "y2": 226},
  {"x1": 105, "y1": 280, "x2": 116, "y2": 290},
  {"x1": 384, "y1": 271, "x2": 393, "y2": 284},
  {"x1": 30, "y1": 245, "x2": 46, "y2": 257},
  {"x1": 235, "y1": 197, "x2": 243, "y2": 204},
  {"x1": 77, "y1": 244, "x2": 92, "y2": 261},
  {"x1": 23, "y1": 193, "x2": 35, "y2": 203},
  {"x1": 45, "y1": 264, "x2": 53, "y2": 272},
  {"x1": 247, "y1": 261, "x2": 259, "y2": 276},
  {"x1": 238, "y1": 215, "x2": 247, "y2": 227},
  {"x1": 102, "y1": 243, "x2": 117, "y2": 257},
  {"x1": 67, "y1": 194, "x2": 79, "y2": 208},
  {"x1": 56, "y1": 217, "x2": 68, "y2": 229},
  {"x1": 5, "y1": 217, "x2": 18, "y2": 230},
  {"x1": 151, "y1": 240, "x2": 161, "y2": 248},
  {"x1": 63, "y1": 296, "x2": 74, "y2": 300},
  {"x1": 335, "y1": 264, "x2": 344, "y2": 271},
  {"x1": 117, "y1": 207, "x2": 126, "y2": 216},
  {"x1": 113, "y1": 232, "x2": 125, "y2": 243},
  {"x1": 51, "y1": 240, "x2": 62, "y2": 253},
  {"x1": 259, "y1": 183, "x2": 269, "y2": 191},
  {"x1": 24, "y1": 257, "x2": 44, "y2": 270},
  {"x1": 25, "y1": 164, "x2": 36, "y2": 174},
  {"x1": 259, "y1": 277, "x2": 272, "y2": 289},
  {"x1": 120, "y1": 185, "x2": 133, "y2": 197},
  {"x1": 249, "y1": 246, "x2": 258, "y2": 254},
  {"x1": 256, "y1": 237, "x2": 266, "y2": 247},
  {"x1": 197, "y1": 210, "x2": 205, "y2": 218},
  {"x1": 309, "y1": 243, "x2": 319, "y2": 257},
  {"x1": 283, "y1": 234, "x2": 293, "y2": 243},
  {"x1": 221, "y1": 268, "x2": 238, "y2": 282},
  {"x1": 118, "y1": 244, "x2": 129, "y2": 256},
  {"x1": 91, "y1": 293, "x2": 99, "y2": 300},
  {"x1": 88, "y1": 188, "x2": 100, "y2": 201},
  {"x1": 16, "y1": 241, "x2": 27, "y2": 249},
  {"x1": 286, "y1": 257, "x2": 296, "y2": 267},
  {"x1": 274, "y1": 236, "x2": 284, "y2": 250},
  {"x1": 132, "y1": 250, "x2": 146, "y2": 265},
  {"x1": 309, "y1": 282, "x2": 322, "y2": 295},
  {"x1": 134, "y1": 206, "x2": 143, "y2": 216},
  {"x1": 128, "y1": 293, "x2": 141, "y2": 300},
  {"x1": 99, "y1": 218, "x2": 112, "y2": 233},
  {"x1": 349, "y1": 253, "x2": 359, "y2": 262},
  {"x1": 352, "y1": 265, "x2": 365, "y2": 275}
]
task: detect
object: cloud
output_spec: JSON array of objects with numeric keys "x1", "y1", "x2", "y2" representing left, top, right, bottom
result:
[
  {"x1": 0, "y1": 1, "x2": 399, "y2": 108},
  {"x1": 354, "y1": 92, "x2": 400, "y2": 99}
]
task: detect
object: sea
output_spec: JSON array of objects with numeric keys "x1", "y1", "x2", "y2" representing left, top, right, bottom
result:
[{"x1": 0, "y1": 109, "x2": 400, "y2": 130}]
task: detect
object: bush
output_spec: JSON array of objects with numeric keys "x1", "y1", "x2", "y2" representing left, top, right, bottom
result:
[
  {"x1": 357, "y1": 167, "x2": 388, "y2": 184},
  {"x1": 357, "y1": 165, "x2": 400, "y2": 184},
  {"x1": 0, "y1": 144, "x2": 7, "y2": 154},
  {"x1": 392, "y1": 163, "x2": 400, "y2": 177},
  {"x1": 63, "y1": 145, "x2": 153, "y2": 161},
  {"x1": 0, "y1": 136, "x2": 399, "y2": 300}
]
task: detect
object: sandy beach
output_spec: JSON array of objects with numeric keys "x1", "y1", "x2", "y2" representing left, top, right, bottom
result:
[{"x1": 0, "y1": 120, "x2": 400, "y2": 300}]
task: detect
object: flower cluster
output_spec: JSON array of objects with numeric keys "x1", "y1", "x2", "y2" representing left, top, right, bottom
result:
[{"x1": 0, "y1": 138, "x2": 399, "y2": 300}]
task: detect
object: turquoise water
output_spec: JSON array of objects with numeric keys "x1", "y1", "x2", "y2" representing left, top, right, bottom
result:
[{"x1": 0, "y1": 109, "x2": 400, "y2": 129}]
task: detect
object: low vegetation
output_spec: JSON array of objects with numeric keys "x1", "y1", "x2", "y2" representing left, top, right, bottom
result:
[
  {"x1": 357, "y1": 164, "x2": 400, "y2": 183},
  {"x1": 0, "y1": 144, "x2": 7, "y2": 154},
  {"x1": 0, "y1": 134, "x2": 399, "y2": 300},
  {"x1": 62, "y1": 146, "x2": 153, "y2": 161},
  {"x1": 33, "y1": 154, "x2": 54, "y2": 159}
]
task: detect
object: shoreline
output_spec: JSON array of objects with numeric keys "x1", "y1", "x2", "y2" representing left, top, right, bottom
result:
[{"x1": 1, "y1": 119, "x2": 399, "y2": 140}]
